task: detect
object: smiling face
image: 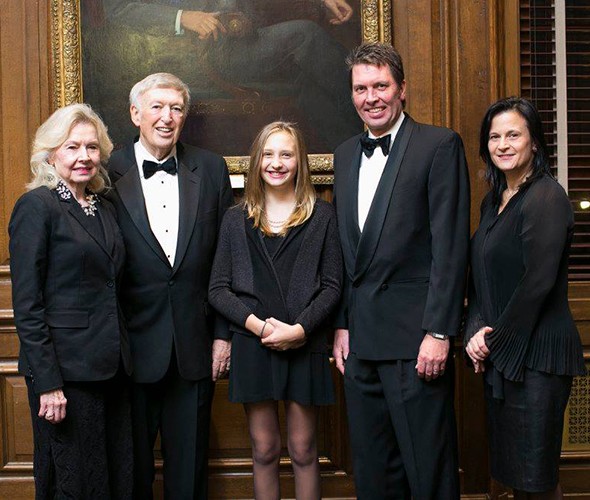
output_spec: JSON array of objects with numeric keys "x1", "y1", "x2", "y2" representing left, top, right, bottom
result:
[
  {"x1": 488, "y1": 110, "x2": 535, "y2": 180},
  {"x1": 51, "y1": 122, "x2": 100, "y2": 193},
  {"x1": 351, "y1": 63, "x2": 406, "y2": 137},
  {"x1": 259, "y1": 131, "x2": 298, "y2": 193},
  {"x1": 130, "y1": 87, "x2": 187, "y2": 160}
]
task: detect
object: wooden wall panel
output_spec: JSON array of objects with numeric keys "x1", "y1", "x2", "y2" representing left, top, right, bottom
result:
[{"x1": 0, "y1": 0, "x2": 50, "y2": 264}]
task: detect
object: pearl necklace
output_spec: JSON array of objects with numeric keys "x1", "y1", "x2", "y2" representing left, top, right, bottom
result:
[{"x1": 264, "y1": 202, "x2": 297, "y2": 228}]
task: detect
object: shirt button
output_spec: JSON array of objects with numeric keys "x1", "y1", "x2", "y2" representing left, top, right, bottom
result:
[
  {"x1": 106, "y1": 280, "x2": 114, "y2": 288},
  {"x1": 380, "y1": 283, "x2": 389, "y2": 291},
  {"x1": 169, "y1": 280, "x2": 174, "y2": 286}
]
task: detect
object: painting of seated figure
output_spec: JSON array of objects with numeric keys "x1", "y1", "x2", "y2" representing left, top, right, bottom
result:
[{"x1": 81, "y1": 0, "x2": 363, "y2": 155}]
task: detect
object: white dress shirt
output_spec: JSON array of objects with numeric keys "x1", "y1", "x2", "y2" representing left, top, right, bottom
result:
[
  {"x1": 135, "y1": 140, "x2": 180, "y2": 266},
  {"x1": 358, "y1": 113, "x2": 406, "y2": 232}
]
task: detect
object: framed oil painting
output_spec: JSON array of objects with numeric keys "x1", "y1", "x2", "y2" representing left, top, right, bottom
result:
[{"x1": 50, "y1": 0, "x2": 392, "y2": 178}]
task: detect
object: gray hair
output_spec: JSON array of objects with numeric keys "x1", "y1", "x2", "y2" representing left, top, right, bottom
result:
[
  {"x1": 129, "y1": 72, "x2": 191, "y2": 110},
  {"x1": 28, "y1": 103, "x2": 113, "y2": 193}
]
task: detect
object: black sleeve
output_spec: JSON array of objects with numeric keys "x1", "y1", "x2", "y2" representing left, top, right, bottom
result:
[
  {"x1": 421, "y1": 131, "x2": 471, "y2": 336},
  {"x1": 9, "y1": 192, "x2": 63, "y2": 394},
  {"x1": 295, "y1": 210, "x2": 343, "y2": 335},
  {"x1": 208, "y1": 211, "x2": 254, "y2": 335}
]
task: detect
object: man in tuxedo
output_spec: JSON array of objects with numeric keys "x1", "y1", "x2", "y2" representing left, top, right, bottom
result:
[
  {"x1": 332, "y1": 43, "x2": 470, "y2": 499},
  {"x1": 107, "y1": 72, "x2": 233, "y2": 499}
]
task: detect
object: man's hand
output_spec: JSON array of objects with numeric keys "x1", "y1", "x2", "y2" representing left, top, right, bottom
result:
[
  {"x1": 39, "y1": 388, "x2": 67, "y2": 424},
  {"x1": 416, "y1": 334, "x2": 449, "y2": 381},
  {"x1": 212, "y1": 339, "x2": 231, "y2": 381},
  {"x1": 181, "y1": 11, "x2": 226, "y2": 41},
  {"x1": 261, "y1": 318, "x2": 306, "y2": 351},
  {"x1": 465, "y1": 326, "x2": 493, "y2": 369},
  {"x1": 332, "y1": 328, "x2": 349, "y2": 375},
  {"x1": 323, "y1": 0, "x2": 353, "y2": 25}
]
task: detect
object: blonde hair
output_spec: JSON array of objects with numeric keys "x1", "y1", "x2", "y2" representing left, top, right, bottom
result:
[
  {"x1": 28, "y1": 103, "x2": 113, "y2": 193},
  {"x1": 129, "y1": 72, "x2": 191, "y2": 110},
  {"x1": 244, "y1": 121, "x2": 316, "y2": 236}
]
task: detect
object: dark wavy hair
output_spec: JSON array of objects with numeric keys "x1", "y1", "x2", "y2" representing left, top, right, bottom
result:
[{"x1": 479, "y1": 96, "x2": 551, "y2": 206}]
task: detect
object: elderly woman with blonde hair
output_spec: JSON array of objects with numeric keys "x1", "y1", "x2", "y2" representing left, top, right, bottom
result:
[{"x1": 9, "y1": 103, "x2": 132, "y2": 499}]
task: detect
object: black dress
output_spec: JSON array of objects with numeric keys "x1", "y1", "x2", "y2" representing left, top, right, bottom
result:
[
  {"x1": 465, "y1": 175, "x2": 585, "y2": 492},
  {"x1": 209, "y1": 201, "x2": 342, "y2": 406}
]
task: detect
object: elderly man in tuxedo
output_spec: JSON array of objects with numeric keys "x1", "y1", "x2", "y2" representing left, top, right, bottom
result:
[
  {"x1": 107, "y1": 72, "x2": 233, "y2": 499},
  {"x1": 332, "y1": 43, "x2": 470, "y2": 499}
]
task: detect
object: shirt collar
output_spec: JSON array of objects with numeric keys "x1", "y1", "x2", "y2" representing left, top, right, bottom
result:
[{"x1": 367, "y1": 112, "x2": 406, "y2": 150}]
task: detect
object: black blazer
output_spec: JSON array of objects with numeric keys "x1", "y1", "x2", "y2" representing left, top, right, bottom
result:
[
  {"x1": 9, "y1": 186, "x2": 130, "y2": 394},
  {"x1": 333, "y1": 114, "x2": 470, "y2": 360},
  {"x1": 107, "y1": 141, "x2": 233, "y2": 383}
]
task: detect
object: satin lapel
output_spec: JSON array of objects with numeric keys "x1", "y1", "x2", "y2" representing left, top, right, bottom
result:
[
  {"x1": 65, "y1": 202, "x2": 113, "y2": 260},
  {"x1": 353, "y1": 117, "x2": 414, "y2": 282},
  {"x1": 115, "y1": 163, "x2": 169, "y2": 266},
  {"x1": 99, "y1": 201, "x2": 116, "y2": 257},
  {"x1": 338, "y1": 141, "x2": 363, "y2": 278},
  {"x1": 172, "y1": 160, "x2": 201, "y2": 275}
]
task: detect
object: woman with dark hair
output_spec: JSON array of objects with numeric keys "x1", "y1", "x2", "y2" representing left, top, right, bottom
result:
[
  {"x1": 209, "y1": 121, "x2": 342, "y2": 499},
  {"x1": 9, "y1": 103, "x2": 132, "y2": 499},
  {"x1": 465, "y1": 97, "x2": 585, "y2": 499}
]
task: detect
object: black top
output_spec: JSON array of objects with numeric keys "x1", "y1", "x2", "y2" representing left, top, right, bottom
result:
[
  {"x1": 465, "y1": 175, "x2": 585, "y2": 382},
  {"x1": 254, "y1": 223, "x2": 307, "y2": 324}
]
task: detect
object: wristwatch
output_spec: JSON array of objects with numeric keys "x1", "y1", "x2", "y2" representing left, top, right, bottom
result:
[{"x1": 428, "y1": 331, "x2": 449, "y2": 341}]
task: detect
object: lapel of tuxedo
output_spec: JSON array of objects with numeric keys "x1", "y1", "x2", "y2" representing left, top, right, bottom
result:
[
  {"x1": 172, "y1": 146, "x2": 201, "y2": 275},
  {"x1": 114, "y1": 148, "x2": 170, "y2": 266},
  {"x1": 98, "y1": 200, "x2": 116, "y2": 257},
  {"x1": 353, "y1": 115, "x2": 414, "y2": 282},
  {"x1": 339, "y1": 140, "x2": 363, "y2": 279}
]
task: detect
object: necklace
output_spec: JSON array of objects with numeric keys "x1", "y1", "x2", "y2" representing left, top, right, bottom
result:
[
  {"x1": 55, "y1": 180, "x2": 99, "y2": 216},
  {"x1": 264, "y1": 202, "x2": 297, "y2": 227},
  {"x1": 267, "y1": 217, "x2": 288, "y2": 226}
]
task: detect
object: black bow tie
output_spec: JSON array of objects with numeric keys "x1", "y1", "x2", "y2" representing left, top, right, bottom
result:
[
  {"x1": 142, "y1": 157, "x2": 177, "y2": 179},
  {"x1": 360, "y1": 133, "x2": 391, "y2": 158}
]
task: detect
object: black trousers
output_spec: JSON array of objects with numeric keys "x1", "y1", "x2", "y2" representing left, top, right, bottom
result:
[
  {"x1": 131, "y1": 357, "x2": 214, "y2": 500},
  {"x1": 344, "y1": 353, "x2": 460, "y2": 500}
]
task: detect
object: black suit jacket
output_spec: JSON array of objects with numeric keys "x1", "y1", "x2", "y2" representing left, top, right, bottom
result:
[
  {"x1": 334, "y1": 114, "x2": 470, "y2": 360},
  {"x1": 107, "y1": 141, "x2": 233, "y2": 383},
  {"x1": 9, "y1": 186, "x2": 130, "y2": 394}
]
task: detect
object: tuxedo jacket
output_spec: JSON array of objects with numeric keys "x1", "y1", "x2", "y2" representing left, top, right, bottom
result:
[
  {"x1": 9, "y1": 186, "x2": 130, "y2": 394},
  {"x1": 334, "y1": 114, "x2": 470, "y2": 360},
  {"x1": 107, "y1": 141, "x2": 233, "y2": 383}
]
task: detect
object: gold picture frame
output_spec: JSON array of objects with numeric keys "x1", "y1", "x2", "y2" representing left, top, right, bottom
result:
[{"x1": 50, "y1": 0, "x2": 392, "y2": 181}]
